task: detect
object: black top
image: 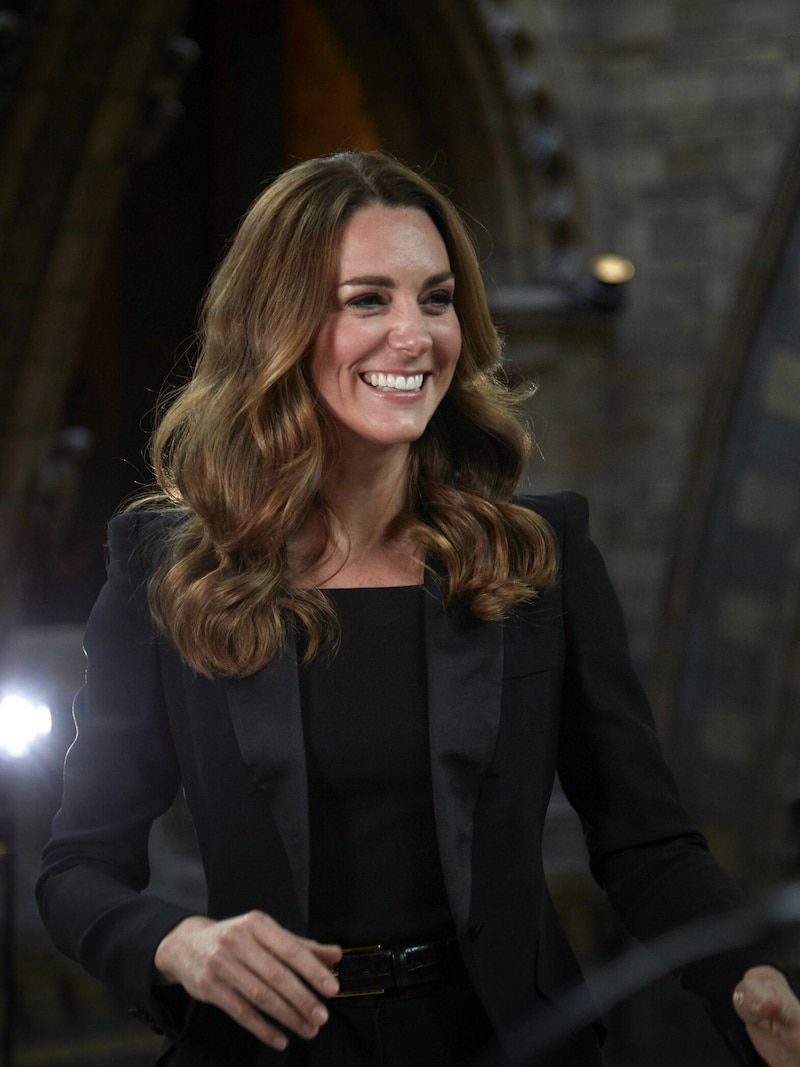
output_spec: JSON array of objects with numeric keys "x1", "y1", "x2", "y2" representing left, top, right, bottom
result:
[
  {"x1": 37, "y1": 500, "x2": 768, "y2": 1066},
  {"x1": 299, "y1": 585, "x2": 454, "y2": 945}
]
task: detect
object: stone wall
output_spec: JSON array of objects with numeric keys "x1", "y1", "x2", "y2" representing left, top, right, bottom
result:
[{"x1": 512, "y1": 0, "x2": 800, "y2": 677}]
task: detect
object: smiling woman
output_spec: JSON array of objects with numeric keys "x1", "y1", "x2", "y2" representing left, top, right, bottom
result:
[
  {"x1": 297, "y1": 206, "x2": 462, "y2": 590},
  {"x1": 308, "y1": 206, "x2": 461, "y2": 474},
  {"x1": 36, "y1": 152, "x2": 798, "y2": 1067},
  {"x1": 131, "y1": 153, "x2": 555, "y2": 672}
]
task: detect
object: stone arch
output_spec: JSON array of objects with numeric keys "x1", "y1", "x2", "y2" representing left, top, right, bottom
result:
[
  {"x1": 0, "y1": 0, "x2": 195, "y2": 632},
  {"x1": 655, "y1": 123, "x2": 800, "y2": 883},
  {"x1": 0, "y1": 0, "x2": 584, "y2": 635},
  {"x1": 317, "y1": 0, "x2": 583, "y2": 285}
]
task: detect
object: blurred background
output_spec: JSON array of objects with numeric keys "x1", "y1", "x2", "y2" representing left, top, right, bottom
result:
[{"x1": 1, "y1": 0, "x2": 799, "y2": 1064}]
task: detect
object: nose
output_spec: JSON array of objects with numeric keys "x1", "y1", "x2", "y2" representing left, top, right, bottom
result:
[{"x1": 387, "y1": 304, "x2": 432, "y2": 356}]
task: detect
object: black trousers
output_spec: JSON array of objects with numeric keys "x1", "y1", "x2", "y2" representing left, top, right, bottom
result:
[{"x1": 287, "y1": 978, "x2": 497, "y2": 1067}]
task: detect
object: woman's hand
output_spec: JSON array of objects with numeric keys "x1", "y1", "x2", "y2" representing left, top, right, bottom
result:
[
  {"x1": 734, "y1": 965, "x2": 800, "y2": 1067},
  {"x1": 154, "y1": 912, "x2": 342, "y2": 1051}
]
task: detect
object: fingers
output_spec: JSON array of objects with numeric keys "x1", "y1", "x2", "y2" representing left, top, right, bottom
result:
[
  {"x1": 733, "y1": 965, "x2": 800, "y2": 1067},
  {"x1": 252, "y1": 915, "x2": 342, "y2": 998},
  {"x1": 304, "y1": 938, "x2": 345, "y2": 968},
  {"x1": 734, "y1": 966, "x2": 796, "y2": 1027},
  {"x1": 211, "y1": 913, "x2": 341, "y2": 1039},
  {"x1": 155, "y1": 912, "x2": 342, "y2": 1051},
  {"x1": 197, "y1": 962, "x2": 329, "y2": 1051},
  {"x1": 201, "y1": 979, "x2": 299, "y2": 1053},
  {"x1": 732, "y1": 967, "x2": 800, "y2": 1067}
]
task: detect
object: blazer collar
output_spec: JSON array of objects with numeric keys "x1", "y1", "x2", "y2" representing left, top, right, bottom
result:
[
  {"x1": 223, "y1": 573, "x2": 504, "y2": 933},
  {"x1": 422, "y1": 568, "x2": 505, "y2": 931},
  {"x1": 224, "y1": 640, "x2": 311, "y2": 922}
]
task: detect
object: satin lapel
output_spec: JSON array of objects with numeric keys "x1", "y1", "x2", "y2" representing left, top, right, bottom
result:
[
  {"x1": 423, "y1": 571, "x2": 504, "y2": 932},
  {"x1": 223, "y1": 641, "x2": 310, "y2": 923}
]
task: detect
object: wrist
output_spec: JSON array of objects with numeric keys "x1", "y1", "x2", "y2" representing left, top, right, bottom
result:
[{"x1": 154, "y1": 915, "x2": 210, "y2": 986}]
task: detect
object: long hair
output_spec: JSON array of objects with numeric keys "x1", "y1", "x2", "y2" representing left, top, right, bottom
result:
[{"x1": 137, "y1": 151, "x2": 557, "y2": 678}]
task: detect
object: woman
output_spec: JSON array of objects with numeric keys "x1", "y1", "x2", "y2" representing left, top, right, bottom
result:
[{"x1": 36, "y1": 151, "x2": 795, "y2": 1066}]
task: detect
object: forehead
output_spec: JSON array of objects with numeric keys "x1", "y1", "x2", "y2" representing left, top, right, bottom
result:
[{"x1": 335, "y1": 205, "x2": 451, "y2": 275}]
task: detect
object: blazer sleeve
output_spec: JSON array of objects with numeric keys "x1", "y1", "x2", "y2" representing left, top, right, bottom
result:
[
  {"x1": 36, "y1": 511, "x2": 199, "y2": 1039},
  {"x1": 537, "y1": 491, "x2": 772, "y2": 1066}
]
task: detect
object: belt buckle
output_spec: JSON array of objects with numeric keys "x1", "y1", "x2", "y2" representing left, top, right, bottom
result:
[{"x1": 332, "y1": 944, "x2": 385, "y2": 997}]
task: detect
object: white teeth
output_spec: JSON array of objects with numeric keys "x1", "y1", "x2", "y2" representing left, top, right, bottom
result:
[{"x1": 363, "y1": 372, "x2": 424, "y2": 392}]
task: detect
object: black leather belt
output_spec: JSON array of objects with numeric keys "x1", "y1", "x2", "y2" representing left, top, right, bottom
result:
[{"x1": 333, "y1": 938, "x2": 464, "y2": 997}]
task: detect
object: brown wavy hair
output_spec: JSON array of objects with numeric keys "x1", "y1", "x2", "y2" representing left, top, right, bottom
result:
[{"x1": 136, "y1": 151, "x2": 557, "y2": 678}]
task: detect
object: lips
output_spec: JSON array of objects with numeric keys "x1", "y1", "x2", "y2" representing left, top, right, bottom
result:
[{"x1": 361, "y1": 372, "x2": 424, "y2": 392}]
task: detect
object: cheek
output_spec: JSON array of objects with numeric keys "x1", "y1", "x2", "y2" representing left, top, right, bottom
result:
[
  {"x1": 309, "y1": 325, "x2": 341, "y2": 391},
  {"x1": 308, "y1": 342, "x2": 326, "y2": 392},
  {"x1": 448, "y1": 318, "x2": 462, "y2": 356},
  {"x1": 444, "y1": 323, "x2": 462, "y2": 370}
]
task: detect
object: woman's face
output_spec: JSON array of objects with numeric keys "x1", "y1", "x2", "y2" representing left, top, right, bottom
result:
[{"x1": 309, "y1": 204, "x2": 461, "y2": 460}]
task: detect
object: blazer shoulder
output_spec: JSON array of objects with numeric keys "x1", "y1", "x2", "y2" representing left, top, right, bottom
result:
[
  {"x1": 106, "y1": 508, "x2": 189, "y2": 580},
  {"x1": 512, "y1": 490, "x2": 590, "y2": 540}
]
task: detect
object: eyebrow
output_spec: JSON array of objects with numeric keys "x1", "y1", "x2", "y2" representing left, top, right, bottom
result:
[{"x1": 337, "y1": 271, "x2": 455, "y2": 289}]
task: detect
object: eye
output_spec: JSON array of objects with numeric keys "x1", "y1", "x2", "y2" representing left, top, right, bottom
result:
[
  {"x1": 346, "y1": 292, "x2": 386, "y2": 311},
  {"x1": 424, "y1": 289, "x2": 455, "y2": 312}
]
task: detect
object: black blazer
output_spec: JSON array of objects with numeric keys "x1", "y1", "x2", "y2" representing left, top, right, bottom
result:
[{"x1": 37, "y1": 492, "x2": 763, "y2": 1066}]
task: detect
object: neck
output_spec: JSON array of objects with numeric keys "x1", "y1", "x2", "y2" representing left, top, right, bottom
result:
[
  {"x1": 321, "y1": 444, "x2": 410, "y2": 546},
  {"x1": 291, "y1": 444, "x2": 422, "y2": 588}
]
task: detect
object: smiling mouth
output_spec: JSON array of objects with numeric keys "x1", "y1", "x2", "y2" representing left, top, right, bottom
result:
[{"x1": 361, "y1": 372, "x2": 425, "y2": 392}]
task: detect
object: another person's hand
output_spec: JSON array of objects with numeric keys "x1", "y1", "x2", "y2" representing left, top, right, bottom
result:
[
  {"x1": 154, "y1": 911, "x2": 342, "y2": 1051},
  {"x1": 734, "y1": 965, "x2": 800, "y2": 1067}
]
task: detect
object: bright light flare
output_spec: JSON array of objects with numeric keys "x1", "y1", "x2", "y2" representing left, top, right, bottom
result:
[
  {"x1": 0, "y1": 693, "x2": 52, "y2": 758},
  {"x1": 591, "y1": 254, "x2": 636, "y2": 285}
]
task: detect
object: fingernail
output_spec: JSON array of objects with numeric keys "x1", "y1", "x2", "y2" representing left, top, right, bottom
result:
[
  {"x1": 323, "y1": 976, "x2": 339, "y2": 996},
  {"x1": 313, "y1": 1006, "x2": 329, "y2": 1025},
  {"x1": 272, "y1": 1035, "x2": 288, "y2": 1051}
]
